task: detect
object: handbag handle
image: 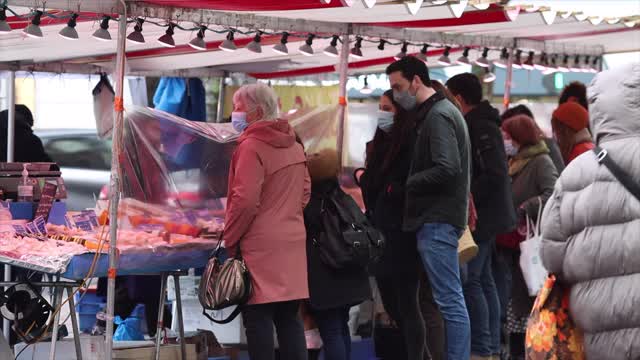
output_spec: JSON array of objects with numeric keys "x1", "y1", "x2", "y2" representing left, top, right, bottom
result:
[
  {"x1": 525, "y1": 197, "x2": 543, "y2": 239},
  {"x1": 202, "y1": 305, "x2": 243, "y2": 324},
  {"x1": 208, "y1": 231, "x2": 244, "y2": 261},
  {"x1": 594, "y1": 147, "x2": 640, "y2": 202}
]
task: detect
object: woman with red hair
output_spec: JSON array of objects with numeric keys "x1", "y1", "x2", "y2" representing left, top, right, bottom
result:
[
  {"x1": 499, "y1": 115, "x2": 559, "y2": 360},
  {"x1": 551, "y1": 102, "x2": 594, "y2": 165}
]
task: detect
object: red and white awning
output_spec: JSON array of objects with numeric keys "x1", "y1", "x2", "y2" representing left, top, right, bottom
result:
[{"x1": 1, "y1": 0, "x2": 638, "y2": 77}]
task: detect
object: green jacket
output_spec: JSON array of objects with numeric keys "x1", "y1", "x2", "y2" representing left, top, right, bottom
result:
[{"x1": 403, "y1": 92, "x2": 471, "y2": 232}]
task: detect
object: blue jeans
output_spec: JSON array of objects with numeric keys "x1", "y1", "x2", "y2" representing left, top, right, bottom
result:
[
  {"x1": 312, "y1": 306, "x2": 351, "y2": 360},
  {"x1": 463, "y1": 235, "x2": 501, "y2": 356},
  {"x1": 417, "y1": 223, "x2": 470, "y2": 360}
]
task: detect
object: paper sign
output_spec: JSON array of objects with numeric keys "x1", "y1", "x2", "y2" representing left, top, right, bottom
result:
[
  {"x1": 34, "y1": 182, "x2": 58, "y2": 221},
  {"x1": 33, "y1": 216, "x2": 47, "y2": 234},
  {"x1": 65, "y1": 215, "x2": 75, "y2": 229},
  {"x1": 72, "y1": 215, "x2": 94, "y2": 231},
  {"x1": 184, "y1": 210, "x2": 198, "y2": 225},
  {"x1": 81, "y1": 210, "x2": 100, "y2": 228},
  {"x1": 12, "y1": 224, "x2": 27, "y2": 235},
  {"x1": 25, "y1": 221, "x2": 38, "y2": 234},
  {"x1": 136, "y1": 224, "x2": 165, "y2": 232},
  {"x1": 196, "y1": 210, "x2": 214, "y2": 221}
]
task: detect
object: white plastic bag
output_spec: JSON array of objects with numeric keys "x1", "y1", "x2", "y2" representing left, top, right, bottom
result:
[
  {"x1": 519, "y1": 198, "x2": 548, "y2": 296},
  {"x1": 93, "y1": 74, "x2": 115, "y2": 139}
]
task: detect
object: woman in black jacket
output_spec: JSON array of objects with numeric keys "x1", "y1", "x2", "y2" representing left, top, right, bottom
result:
[
  {"x1": 359, "y1": 90, "x2": 431, "y2": 360},
  {"x1": 304, "y1": 148, "x2": 371, "y2": 360}
]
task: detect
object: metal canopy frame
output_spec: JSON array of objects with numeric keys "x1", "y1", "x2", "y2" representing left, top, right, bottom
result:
[{"x1": 7, "y1": 0, "x2": 606, "y2": 56}]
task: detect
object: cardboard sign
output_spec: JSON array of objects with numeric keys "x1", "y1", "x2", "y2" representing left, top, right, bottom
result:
[{"x1": 34, "y1": 182, "x2": 58, "y2": 221}]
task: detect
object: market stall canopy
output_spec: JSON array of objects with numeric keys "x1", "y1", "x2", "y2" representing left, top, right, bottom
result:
[{"x1": 1, "y1": 0, "x2": 638, "y2": 78}]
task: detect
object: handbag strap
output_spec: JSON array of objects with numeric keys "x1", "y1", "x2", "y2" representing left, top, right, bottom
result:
[
  {"x1": 202, "y1": 305, "x2": 242, "y2": 325},
  {"x1": 593, "y1": 147, "x2": 640, "y2": 202}
]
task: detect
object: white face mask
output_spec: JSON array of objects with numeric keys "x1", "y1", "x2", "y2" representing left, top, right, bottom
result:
[
  {"x1": 377, "y1": 111, "x2": 395, "y2": 133},
  {"x1": 231, "y1": 112, "x2": 248, "y2": 132},
  {"x1": 504, "y1": 139, "x2": 519, "y2": 157}
]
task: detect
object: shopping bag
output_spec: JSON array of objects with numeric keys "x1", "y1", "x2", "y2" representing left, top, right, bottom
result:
[
  {"x1": 525, "y1": 275, "x2": 585, "y2": 360},
  {"x1": 113, "y1": 315, "x2": 145, "y2": 341},
  {"x1": 519, "y1": 198, "x2": 548, "y2": 296},
  {"x1": 93, "y1": 74, "x2": 115, "y2": 139}
]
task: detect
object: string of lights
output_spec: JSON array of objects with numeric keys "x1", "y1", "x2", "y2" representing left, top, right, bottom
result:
[{"x1": 0, "y1": 3, "x2": 602, "y2": 74}]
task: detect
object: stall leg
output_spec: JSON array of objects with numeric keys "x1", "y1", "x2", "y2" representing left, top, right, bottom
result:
[
  {"x1": 173, "y1": 274, "x2": 186, "y2": 360},
  {"x1": 48, "y1": 287, "x2": 64, "y2": 360},
  {"x1": 154, "y1": 273, "x2": 168, "y2": 360},
  {"x1": 67, "y1": 287, "x2": 83, "y2": 360},
  {"x1": 3, "y1": 70, "x2": 16, "y2": 341}
]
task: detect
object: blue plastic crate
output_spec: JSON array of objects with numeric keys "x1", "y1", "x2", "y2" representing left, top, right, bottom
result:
[
  {"x1": 74, "y1": 291, "x2": 106, "y2": 313},
  {"x1": 76, "y1": 302, "x2": 103, "y2": 315},
  {"x1": 78, "y1": 312, "x2": 97, "y2": 333}
]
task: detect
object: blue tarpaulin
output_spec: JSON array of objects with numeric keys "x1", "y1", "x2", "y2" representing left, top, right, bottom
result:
[
  {"x1": 152, "y1": 77, "x2": 207, "y2": 169},
  {"x1": 153, "y1": 77, "x2": 206, "y2": 122}
]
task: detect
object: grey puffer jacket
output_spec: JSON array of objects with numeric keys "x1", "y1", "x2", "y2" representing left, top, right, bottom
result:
[{"x1": 540, "y1": 63, "x2": 640, "y2": 360}]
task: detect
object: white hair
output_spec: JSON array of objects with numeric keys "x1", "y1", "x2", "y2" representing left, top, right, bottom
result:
[{"x1": 233, "y1": 83, "x2": 279, "y2": 121}]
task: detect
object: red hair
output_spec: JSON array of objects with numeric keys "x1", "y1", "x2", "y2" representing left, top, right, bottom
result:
[{"x1": 501, "y1": 115, "x2": 542, "y2": 147}]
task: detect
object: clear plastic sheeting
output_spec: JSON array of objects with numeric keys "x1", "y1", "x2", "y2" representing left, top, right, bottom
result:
[
  {"x1": 285, "y1": 104, "x2": 340, "y2": 156},
  {"x1": 121, "y1": 107, "x2": 238, "y2": 207}
]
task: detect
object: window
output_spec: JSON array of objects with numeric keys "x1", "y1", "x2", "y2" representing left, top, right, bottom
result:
[{"x1": 45, "y1": 136, "x2": 112, "y2": 170}]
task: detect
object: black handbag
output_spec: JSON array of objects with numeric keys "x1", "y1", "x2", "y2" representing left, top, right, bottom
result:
[
  {"x1": 593, "y1": 147, "x2": 640, "y2": 202},
  {"x1": 198, "y1": 238, "x2": 252, "y2": 324}
]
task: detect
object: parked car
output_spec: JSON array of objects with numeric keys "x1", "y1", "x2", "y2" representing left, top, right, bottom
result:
[{"x1": 35, "y1": 129, "x2": 111, "y2": 211}]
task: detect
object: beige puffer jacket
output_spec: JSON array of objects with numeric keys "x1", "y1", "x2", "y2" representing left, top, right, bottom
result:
[{"x1": 540, "y1": 62, "x2": 640, "y2": 359}]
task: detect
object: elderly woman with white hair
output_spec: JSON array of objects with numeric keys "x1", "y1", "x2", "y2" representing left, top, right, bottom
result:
[{"x1": 224, "y1": 83, "x2": 311, "y2": 360}]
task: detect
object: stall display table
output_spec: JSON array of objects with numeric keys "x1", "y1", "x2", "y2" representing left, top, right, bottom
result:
[{"x1": 2, "y1": 246, "x2": 214, "y2": 360}]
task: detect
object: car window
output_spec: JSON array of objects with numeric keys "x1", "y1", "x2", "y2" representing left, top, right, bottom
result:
[{"x1": 45, "y1": 136, "x2": 112, "y2": 171}]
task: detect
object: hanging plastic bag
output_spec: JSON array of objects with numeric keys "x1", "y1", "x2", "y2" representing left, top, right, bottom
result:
[
  {"x1": 93, "y1": 73, "x2": 115, "y2": 139},
  {"x1": 113, "y1": 315, "x2": 145, "y2": 341},
  {"x1": 519, "y1": 197, "x2": 548, "y2": 296}
]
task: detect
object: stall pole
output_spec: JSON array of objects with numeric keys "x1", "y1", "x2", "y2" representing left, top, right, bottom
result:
[
  {"x1": 3, "y1": 70, "x2": 15, "y2": 341},
  {"x1": 67, "y1": 287, "x2": 83, "y2": 360},
  {"x1": 503, "y1": 47, "x2": 515, "y2": 110},
  {"x1": 48, "y1": 286, "x2": 64, "y2": 360},
  {"x1": 336, "y1": 30, "x2": 351, "y2": 170},
  {"x1": 154, "y1": 274, "x2": 168, "y2": 360},
  {"x1": 215, "y1": 72, "x2": 227, "y2": 123},
  {"x1": 105, "y1": 4, "x2": 128, "y2": 359},
  {"x1": 173, "y1": 274, "x2": 187, "y2": 360}
]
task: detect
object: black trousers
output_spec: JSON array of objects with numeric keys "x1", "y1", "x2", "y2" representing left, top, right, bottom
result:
[
  {"x1": 375, "y1": 232, "x2": 429, "y2": 360},
  {"x1": 242, "y1": 300, "x2": 308, "y2": 360}
]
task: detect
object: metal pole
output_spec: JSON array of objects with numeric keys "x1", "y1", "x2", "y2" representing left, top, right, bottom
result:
[
  {"x1": 173, "y1": 274, "x2": 186, "y2": 360},
  {"x1": 154, "y1": 274, "x2": 168, "y2": 360},
  {"x1": 3, "y1": 70, "x2": 15, "y2": 341},
  {"x1": 48, "y1": 287, "x2": 64, "y2": 360},
  {"x1": 67, "y1": 287, "x2": 83, "y2": 360},
  {"x1": 503, "y1": 47, "x2": 515, "y2": 110},
  {"x1": 215, "y1": 72, "x2": 227, "y2": 123},
  {"x1": 336, "y1": 30, "x2": 351, "y2": 170},
  {"x1": 105, "y1": 3, "x2": 127, "y2": 359}
]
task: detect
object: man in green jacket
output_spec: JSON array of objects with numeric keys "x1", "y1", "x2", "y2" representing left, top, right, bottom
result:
[{"x1": 386, "y1": 56, "x2": 471, "y2": 360}]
